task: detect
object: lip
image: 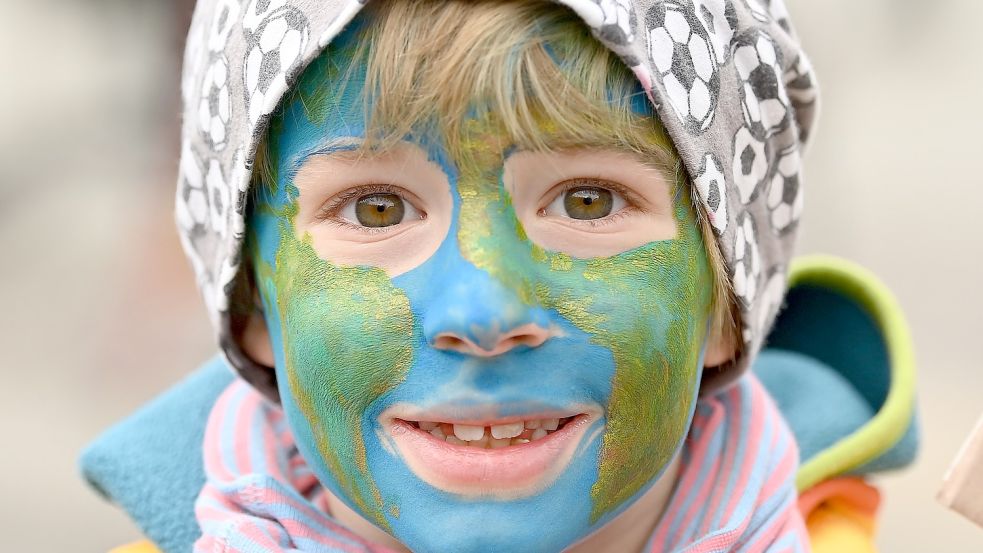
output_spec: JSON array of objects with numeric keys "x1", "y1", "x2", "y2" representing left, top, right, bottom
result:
[{"x1": 380, "y1": 406, "x2": 601, "y2": 499}]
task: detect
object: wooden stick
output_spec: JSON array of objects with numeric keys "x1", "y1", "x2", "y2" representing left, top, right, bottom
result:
[{"x1": 939, "y1": 413, "x2": 983, "y2": 528}]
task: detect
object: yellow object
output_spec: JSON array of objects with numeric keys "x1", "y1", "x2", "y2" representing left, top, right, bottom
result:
[
  {"x1": 108, "y1": 541, "x2": 161, "y2": 553},
  {"x1": 807, "y1": 500, "x2": 878, "y2": 553},
  {"x1": 800, "y1": 477, "x2": 880, "y2": 552}
]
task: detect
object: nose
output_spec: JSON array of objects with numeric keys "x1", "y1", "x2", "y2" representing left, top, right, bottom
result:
[
  {"x1": 422, "y1": 264, "x2": 554, "y2": 358},
  {"x1": 432, "y1": 323, "x2": 551, "y2": 357}
]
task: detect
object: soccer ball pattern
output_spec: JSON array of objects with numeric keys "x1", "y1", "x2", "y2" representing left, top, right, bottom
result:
[
  {"x1": 182, "y1": 15, "x2": 207, "y2": 113},
  {"x1": 646, "y1": 1, "x2": 719, "y2": 133},
  {"x1": 694, "y1": 153, "x2": 728, "y2": 234},
  {"x1": 693, "y1": 0, "x2": 736, "y2": 65},
  {"x1": 567, "y1": 0, "x2": 636, "y2": 45},
  {"x1": 205, "y1": 158, "x2": 232, "y2": 239},
  {"x1": 175, "y1": 145, "x2": 231, "y2": 267},
  {"x1": 207, "y1": 0, "x2": 240, "y2": 52},
  {"x1": 198, "y1": 56, "x2": 231, "y2": 151},
  {"x1": 784, "y1": 53, "x2": 818, "y2": 143},
  {"x1": 175, "y1": 143, "x2": 215, "y2": 321},
  {"x1": 766, "y1": 147, "x2": 802, "y2": 232},
  {"x1": 734, "y1": 30, "x2": 790, "y2": 139},
  {"x1": 744, "y1": 0, "x2": 791, "y2": 32},
  {"x1": 784, "y1": 54, "x2": 817, "y2": 108},
  {"x1": 731, "y1": 211, "x2": 761, "y2": 306},
  {"x1": 743, "y1": 0, "x2": 769, "y2": 23},
  {"x1": 243, "y1": 0, "x2": 288, "y2": 35},
  {"x1": 176, "y1": 144, "x2": 207, "y2": 238},
  {"x1": 243, "y1": 2, "x2": 311, "y2": 125},
  {"x1": 196, "y1": 0, "x2": 240, "y2": 151},
  {"x1": 176, "y1": 0, "x2": 819, "y2": 398},
  {"x1": 745, "y1": 269, "x2": 785, "y2": 345},
  {"x1": 761, "y1": 0, "x2": 791, "y2": 33},
  {"x1": 732, "y1": 125, "x2": 768, "y2": 204}
]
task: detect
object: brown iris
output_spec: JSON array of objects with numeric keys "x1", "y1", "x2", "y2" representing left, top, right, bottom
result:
[
  {"x1": 564, "y1": 186, "x2": 613, "y2": 220},
  {"x1": 355, "y1": 193, "x2": 405, "y2": 227}
]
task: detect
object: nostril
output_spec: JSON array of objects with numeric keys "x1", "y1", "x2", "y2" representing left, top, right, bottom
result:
[
  {"x1": 500, "y1": 334, "x2": 541, "y2": 349},
  {"x1": 433, "y1": 335, "x2": 467, "y2": 351},
  {"x1": 500, "y1": 336, "x2": 520, "y2": 349},
  {"x1": 501, "y1": 329, "x2": 548, "y2": 350},
  {"x1": 431, "y1": 323, "x2": 552, "y2": 357}
]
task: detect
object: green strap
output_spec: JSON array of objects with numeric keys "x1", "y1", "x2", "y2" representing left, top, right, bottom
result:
[{"x1": 789, "y1": 255, "x2": 917, "y2": 491}]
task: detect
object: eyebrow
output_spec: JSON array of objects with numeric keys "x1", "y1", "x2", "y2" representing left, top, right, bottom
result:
[
  {"x1": 510, "y1": 129, "x2": 676, "y2": 169},
  {"x1": 292, "y1": 133, "x2": 677, "y2": 186},
  {"x1": 292, "y1": 137, "x2": 367, "y2": 173},
  {"x1": 508, "y1": 138, "x2": 678, "y2": 179}
]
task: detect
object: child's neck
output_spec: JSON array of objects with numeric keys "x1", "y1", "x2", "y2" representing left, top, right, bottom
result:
[
  {"x1": 324, "y1": 455, "x2": 682, "y2": 553},
  {"x1": 567, "y1": 455, "x2": 681, "y2": 552}
]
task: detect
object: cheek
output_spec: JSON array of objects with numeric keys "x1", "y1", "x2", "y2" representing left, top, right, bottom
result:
[
  {"x1": 259, "y1": 213, "x2": 416, "y2": 530},
  {"x1": 519, "y1": 233, "x2": 711, "y2": 521},
  {"x1": 452, "y1": 152, "x2": 711, "y2": 521},
  {"x1": 587, "y1": 257, "x2": 711, "y2": 520},
  {"x1": 269, "y1": 236, "x2": 415, "y2": 402},
  {"x1": 278, "y1": 275, "x2": 413, "y2": 415}
]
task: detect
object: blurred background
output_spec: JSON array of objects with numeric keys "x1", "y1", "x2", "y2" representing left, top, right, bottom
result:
[{"x1": 0, "y1": 0, "x2": 980, "y2": 550}]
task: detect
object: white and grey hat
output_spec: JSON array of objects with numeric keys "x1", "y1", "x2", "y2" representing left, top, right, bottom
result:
[{"x1": 176, "y1": 0, "x2": 819, "y2": 401}]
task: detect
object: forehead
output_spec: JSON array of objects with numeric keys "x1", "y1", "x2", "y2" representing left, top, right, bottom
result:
[{"x1": 265, "y1": 5, "x2": 675, "y2": 170}]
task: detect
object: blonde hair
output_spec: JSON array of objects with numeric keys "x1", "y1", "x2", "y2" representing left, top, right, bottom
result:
[{"x1": 255, "y1": 0, "x2": 739, "y2": 357}]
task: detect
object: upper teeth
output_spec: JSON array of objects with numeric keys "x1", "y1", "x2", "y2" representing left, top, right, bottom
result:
[
  {"x1": 410, "y1": 417, "x2": 575, "y2": 449},
  {"x1": 453, "y1": 424, "x2": 485, "y2": 441},
  {"x1": 490, "y1": 422, "x2": 524, "y2": 439}
]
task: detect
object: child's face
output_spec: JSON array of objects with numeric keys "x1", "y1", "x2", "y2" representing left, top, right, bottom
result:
[{"x1": 245, "y1": 28, "x2": 713, "y2": 553}]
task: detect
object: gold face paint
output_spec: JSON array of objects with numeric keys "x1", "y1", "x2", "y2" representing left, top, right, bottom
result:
[
  {"x1": 253, "y1": 200, "x2": 416, "y2": 530},
  {"x1": 452, "y1": 117, "x2": 712, "y2": 521},
  {"x1": 249, "y1": 16, "x2": 715, "y2": 549}
]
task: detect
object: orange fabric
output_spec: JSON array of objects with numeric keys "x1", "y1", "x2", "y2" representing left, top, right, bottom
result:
[
  {"x1": 798, "y1": 476, "x2": 881, "y2": 517},
  {"x1": 800, "y1": 477, "x2": 881, "y2": 552},
  {"x1": 108, "y1": 540, "x2": 161, "y2": 553}
]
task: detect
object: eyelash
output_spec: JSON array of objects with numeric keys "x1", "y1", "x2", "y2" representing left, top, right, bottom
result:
[
  {"x1": 572, "y1": 208, "x2": 634, "y2": 229},
  {"x1": 315, "y1": 183, "x2": 420, "y2": 235},
  {"x1": 315, "y1": 178, "x2": 640, "y2": 233},
  {"x1": 540, "y1": 178, "x2": 641, "y2": 227}
]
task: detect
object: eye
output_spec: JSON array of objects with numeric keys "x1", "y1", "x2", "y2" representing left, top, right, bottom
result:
[
  {"x1": 544, "y1": 183, "x2": 628, "y2": 221},
  {"x1": 337, "y1": 191, "x2": 424, "y2": 228}
]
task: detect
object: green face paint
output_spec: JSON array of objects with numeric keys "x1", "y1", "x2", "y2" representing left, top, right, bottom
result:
[
  {"x1": 453, "y1": 120, "x2": 713, "y2": 521},
  {"x1": 246, "y1": 14, "x2": 715, "y2": 553},
  {"x1": 253, "y1": 199, "x2": 416, "y2": 529}
]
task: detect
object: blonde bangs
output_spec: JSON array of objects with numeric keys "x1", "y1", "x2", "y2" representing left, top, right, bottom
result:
[
  {"x1": 255, "y1": 0, "x2": 738, "y2": 358},
  {"x1": 355, "y1": 1, "x2": 669, "y2": 158}
]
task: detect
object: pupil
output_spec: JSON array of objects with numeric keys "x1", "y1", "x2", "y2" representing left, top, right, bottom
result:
[
  {"x1": 355, "y1": 193, "x2": 405, "y2": 227},
  {"x1": 564, "y1": 186, "x2": 612, "y2": 220}
]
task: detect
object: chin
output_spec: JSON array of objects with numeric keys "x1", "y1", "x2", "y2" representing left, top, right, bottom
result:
[
  {"x1": 386, "y1": 497, "x2": 595, "y2": 553},
  {"x1": 359, "y1": 414, "x2": 611, "y2": 553}
]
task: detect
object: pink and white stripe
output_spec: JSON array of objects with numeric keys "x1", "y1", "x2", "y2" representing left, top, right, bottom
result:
[{"x1": 194, "y1": 374, "x2": 807, "y2": 552}]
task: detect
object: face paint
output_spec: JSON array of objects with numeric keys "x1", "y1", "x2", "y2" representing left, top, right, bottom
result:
[
  {"x1": 453, "y1": 119, "x2": 712, "y2": 521},
  {"x1": 248, "y1": 20, "x2": 712, "y2": 553},
  {"x1": 252, "y1": 200, "x2": 415, "y2": 529}
]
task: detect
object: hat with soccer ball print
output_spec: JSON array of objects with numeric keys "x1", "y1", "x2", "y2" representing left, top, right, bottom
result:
[{"x1": 176, "y1": 0, "x2": 819, "y2": 401}]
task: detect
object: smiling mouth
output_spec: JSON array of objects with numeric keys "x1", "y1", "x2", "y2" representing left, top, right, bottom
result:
[
  {"x1": 382, "y1": 409, "x2": 599, "y2": 498},
  {"x1": 404, "y1": 416, "x2": 577, "y2": 448}
]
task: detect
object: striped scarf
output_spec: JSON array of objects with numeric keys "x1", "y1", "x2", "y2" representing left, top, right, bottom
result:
[{"x1": 194, "y1": 375, "x2": 808, "y2": 552}]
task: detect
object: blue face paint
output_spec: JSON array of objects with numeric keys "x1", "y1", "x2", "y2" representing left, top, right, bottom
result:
[{"x1": 247, "y1": 19, "x2": 713, "y2": 553}]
